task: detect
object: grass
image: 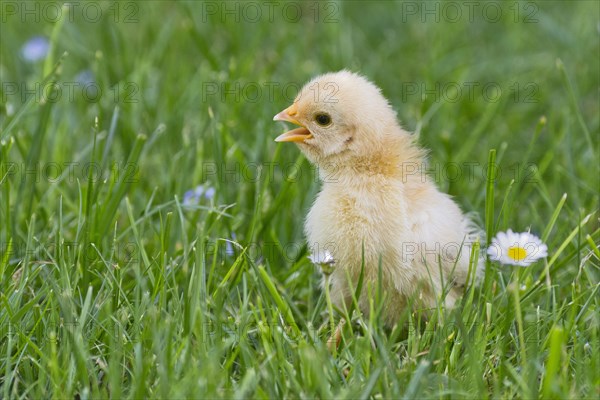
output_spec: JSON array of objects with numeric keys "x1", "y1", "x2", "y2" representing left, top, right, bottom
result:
[{"x1": 1, "y1": 1, "x2": 599, "y2": 398}]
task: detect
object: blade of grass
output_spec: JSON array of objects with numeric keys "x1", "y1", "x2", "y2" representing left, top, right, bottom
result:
[
  {"x1": 542, "y1": 193, "x2": 568, "y2": 242},
  {"x1": 257, "y1": 265, "x2": 300, "y2": 336},
  {"x1": 556, "y1": 59, "x2": 594, "y2": 154}
]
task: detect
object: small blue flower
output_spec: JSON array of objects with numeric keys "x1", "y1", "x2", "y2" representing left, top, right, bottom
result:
[
  {"x1": 225, "y1": 232, "x2": 237, "y2": 256},
  {"x1": 182, "y1": 190, "x2": 196, "y2": 205},
  {"x1": 182, "y1": 184, "x2": 215, "y2": 205},
  {"x1": 75, "y1": 69, "x2": 99, "y2": 100},
  {"x1": 21, "y1": 36, "x2": 50, "y2": 62},
  {"x1": 75, "y1": 69, "x2": 95, "y2": 85},
  {"x1": 204, "y1": 187, "x2": 215, "y2": 200}
]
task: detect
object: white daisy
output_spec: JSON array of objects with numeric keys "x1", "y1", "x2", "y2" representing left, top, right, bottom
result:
[
  {"x1": 308, "y1": 250, "x2": 336, "y2": 275},
  {"x1": 487, "y1": 229, "x2": 548, "y2": 267}
]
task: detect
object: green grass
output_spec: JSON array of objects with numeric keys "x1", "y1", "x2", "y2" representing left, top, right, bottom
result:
[{"x1": 1, "y1": 1, "x2": 599, "y2": 398}]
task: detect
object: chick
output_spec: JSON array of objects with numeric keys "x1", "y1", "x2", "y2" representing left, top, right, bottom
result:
[{"x1": 274, "y1": 70, "x2": 481, "y2": 325}]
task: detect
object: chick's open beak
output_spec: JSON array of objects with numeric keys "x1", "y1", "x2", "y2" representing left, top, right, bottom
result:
[{"x1": 273, "y1": 106, "x2": 313, "y2": 142}]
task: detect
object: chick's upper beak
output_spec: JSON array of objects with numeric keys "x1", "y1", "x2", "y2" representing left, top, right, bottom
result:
[{"x1": 273, "y1": 105, "x2": 313, "y2": 142}]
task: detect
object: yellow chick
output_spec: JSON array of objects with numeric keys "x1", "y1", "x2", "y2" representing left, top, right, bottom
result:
[{"x1": 274, "y1": 71, "x2": 481, "y2": 325}]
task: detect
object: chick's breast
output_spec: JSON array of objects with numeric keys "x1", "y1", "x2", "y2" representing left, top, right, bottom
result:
[{"x1": 305, "y1": 178, "x2": 476, "y2": 323}]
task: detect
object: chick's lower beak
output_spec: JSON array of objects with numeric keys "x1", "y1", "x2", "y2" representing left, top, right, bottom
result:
[{"x1": 273, "y1": 106, "x2": 313, "y2": 142}]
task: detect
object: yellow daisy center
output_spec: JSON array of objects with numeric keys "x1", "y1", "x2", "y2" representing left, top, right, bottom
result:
[{"x1": 508, "y1": 246, "x2": 527, "y2": 261}]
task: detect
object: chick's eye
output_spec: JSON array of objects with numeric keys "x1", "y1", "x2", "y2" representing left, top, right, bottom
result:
[{"x1": 315, "y1": 113, "x2": 332, "y2": 126}]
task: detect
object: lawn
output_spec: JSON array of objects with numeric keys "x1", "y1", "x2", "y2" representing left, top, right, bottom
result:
[{"x1": 1, "y1": 1, "x2": 599, "y2": 398}]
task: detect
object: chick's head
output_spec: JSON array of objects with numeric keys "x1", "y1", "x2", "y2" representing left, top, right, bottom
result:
[{"x1": 274, "y1": 70, "x2": 400, "y2": 166}]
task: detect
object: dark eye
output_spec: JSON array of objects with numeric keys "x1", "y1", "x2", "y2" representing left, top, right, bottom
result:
[{"x1": 315, "y1": 113, "x2": 332, "y2": 126}]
